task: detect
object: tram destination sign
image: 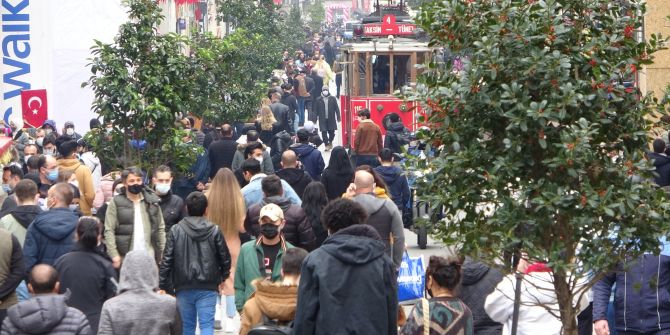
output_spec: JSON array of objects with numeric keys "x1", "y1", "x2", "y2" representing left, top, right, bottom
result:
[{"x1": 363, "y1": 15, "x2": 416, "y2": 36}]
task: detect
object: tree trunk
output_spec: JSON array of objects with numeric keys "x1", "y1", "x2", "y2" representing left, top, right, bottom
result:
[{"x1": 553, "y1": 271, "x2": 578, "y2": 335}]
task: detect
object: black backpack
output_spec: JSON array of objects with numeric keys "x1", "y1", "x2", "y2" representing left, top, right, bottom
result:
[{"x1": 248, "y1": 314, "x2": 293, "y2": 335}]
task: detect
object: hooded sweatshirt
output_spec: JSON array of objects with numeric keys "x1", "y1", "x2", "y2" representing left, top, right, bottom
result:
[
  {"x1": 352, "y1": 193, "x2": 405, "y2": 269},
  {"x1": 23, "y1": 207, "x2": 79, "y2": 272},
  {"x1": 0, "y1": 205, "x2": 42, "y2": 246},
  {"x1": 293, "y1": 225, "x2": 398, "y2": 335},
  {"x1": 374, "y1": 165, "x2": 411, "y2": 210},
  {"x1": 98, "y1": 250, "x2": 181, "y2": 335},
  {"x1": 239, "y1": 279, "x2": 298, "y2": 335},
  {"x1": 459, "y1": 260, "x2": 504, "y2": 335},
  {"x1": 2, "y1": 293, "x2": 91, "y2": 335},
  {"x1": 289, "y1": 143, "x2": 325, "y2": 180}
]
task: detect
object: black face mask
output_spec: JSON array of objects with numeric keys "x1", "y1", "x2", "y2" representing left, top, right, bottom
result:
[
  {"x1": 260, "y1": 223, "x2": 280, "y2": 239},
  {"x1": 127, "y1": 184, "x2": 143, "y2": 195}
]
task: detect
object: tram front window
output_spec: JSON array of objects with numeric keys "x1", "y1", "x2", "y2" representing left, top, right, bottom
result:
[
  {"x1": 394, "y1": 55, "x2": 410, "y2": 91},
  {"x1": 372, "y1": 55, "x2": 390, "y2": 94}
]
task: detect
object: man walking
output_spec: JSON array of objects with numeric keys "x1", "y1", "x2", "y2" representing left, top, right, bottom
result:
[
  {"x1": 276, "y1": 150, "x2": 312, "y2": 199},
  {"x1": 23, "y1": 183, "x2": 79, "y2": 271},
  {"x1": 160, "y1": 192, "x2": 231, "y2": 335},
  {"x1": 56, "y1": 136, "x2": 95, "y2": 215},
  {"x1": 235, "y1": 203, "x2": 294, "y2": 312},
  {"x1": 0, "y1": 227, "x2": 24, "y2": 325},
  {"x1": 152, "y1": 165, "x2": 185, "y2": 233},
  {"x1": 354, "y1": 109, "x2": 383, "y2": 167},
  {"x1": 348, "y1": 170, "x2": 405, "y2": 269},
  {"x1": 293, "y1": 199, "x2": 398, "y2": 335},
  {"x1": 104, "y1": 166, "x2": 166, "y2": 269},
  {"x1": 289, "y1": 129, "x2": 325, "y2": 180},
  {"x1": 270, "y1": 92, "x2": 293, "y2": 135},
  {"x1": 208, "y1": 124, "x2": 238, "y2": 176},
  {"x1": 312, "y1": 86, "x2": 340, "y2": 151},
  {"x1": 2, "y1": 264, "x2": 91, "y2": 334}
]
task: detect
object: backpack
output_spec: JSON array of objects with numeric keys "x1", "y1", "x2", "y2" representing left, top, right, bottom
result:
[
  {"x1": 270, "y1": 131, "x2": 293, "y2": 170},
  {"x1": 247, "y1": 314, "x2": 293, "y2": 335},
  {"x1": 396, "y1": 127, "x2": 411, "y2": 146}
]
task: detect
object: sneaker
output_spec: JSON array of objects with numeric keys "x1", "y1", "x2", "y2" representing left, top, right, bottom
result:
[{"x1": 224, "y1": 317, "x2": 236, "y2": 333}]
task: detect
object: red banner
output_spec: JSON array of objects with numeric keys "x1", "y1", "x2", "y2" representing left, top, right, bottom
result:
[
  {"x1": 364, "y1": 15, "x2": 416, "y2": 36},
  {"x1": 21, "y1": 89, "x2": 48, "y2": 128}
]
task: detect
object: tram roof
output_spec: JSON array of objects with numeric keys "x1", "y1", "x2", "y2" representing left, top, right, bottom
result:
[{"x1": 341, "y1": 38, "x2": 432, "y2": 53}]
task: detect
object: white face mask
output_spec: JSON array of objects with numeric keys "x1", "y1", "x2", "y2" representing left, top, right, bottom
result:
[
  {"x1": 36, "y1": 137, "x2": 44, "y2": 147},
  {"x1": 322, "y1": 90, "x2": 330, "y2": 97},
  {"x1": 24, "y1": 155, "x2": 32, "y2": 164},
  {"x1": 155, "y1": 183, "x2": 171, "y2": 195},
  {"x1": 43, "y1": 149, "x2": 55, "y2": 156},
  {"x1": 66, "y1": 128, "x2": 75, "y2": 136},
  {"x1": 254, "y1": 156, "x2": 264, "y2": 164},
  {"x1": 45, "y1": 129, "x2": 53, "y2": 135}
]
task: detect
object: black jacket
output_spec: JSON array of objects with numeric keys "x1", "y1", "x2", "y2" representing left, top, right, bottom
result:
[
  {"x1": 649, "y1": 152, "x2": 670, "y2": 186},
  {"x1": 312, "y1": 95, "x2": 340, "y2": 131},
  {"x1": 293, "y1": 225, "x2": 398, "y2": 335},
  {"x1": 308, "y1": 73, "x2": 323, "y2": 104},
  {"x1": 244, "y1": 196, "x2": 316, "y2": 251},
  {"x1": 320, "y1": 168, "x2": 354, "y2": 201},
  {"x1": 208, "y1": 138, "x2": 238, "y2": 178},
  {"x1": 384, "y1": 122, "x2": 407, "y2": 154},
  {"x1": 6, "y1": 205, "x2": 42, "y2": 231},
  {"x1": 459, "y1": 260, "x2": 504, "y2": 335},
  {"x1": 158, "y1": 192, "x2": 185, "y2": 233},
  {"x1": 159, "y1": 217, "x2": 231, "y2": 293},
  {"x1": 276, "y1": 168, "x2": 312, "y2": 199},
  {"x1": 281, "y1": 92, "x2": 298, "y2": 121},
  {"x1": 269, "y1": 102, "x2": 293, "y2": 135},
  {"x1": 374, "y1": 165, "x2": 411, "y2": 210},
  {"x1": 54, "y1": 243, "x2": 118, "y2": 334}
]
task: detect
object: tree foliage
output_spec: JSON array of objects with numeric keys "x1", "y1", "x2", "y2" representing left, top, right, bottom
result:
[
  {"x1": 84, "y1": 0, "x2": 198, "y2": 173},
  {"x1": 413, "y1": 0, "x2": 670, "y2": 332},
  {"x1": 306, "y1": 0, "x2": 325, "y2": 33}
]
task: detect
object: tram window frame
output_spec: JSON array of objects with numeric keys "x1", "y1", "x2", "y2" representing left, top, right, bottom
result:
[{"x1": 367, "y1": 53, "x2": 415, "y2": 96}]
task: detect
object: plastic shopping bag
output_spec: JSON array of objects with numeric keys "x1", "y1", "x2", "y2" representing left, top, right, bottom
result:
[{"x1": 397, "y1": 251, "x2": 425, "y2": 302}]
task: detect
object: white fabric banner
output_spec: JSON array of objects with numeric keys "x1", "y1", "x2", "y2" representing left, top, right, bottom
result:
[{"x1": 1, "y1": 0, "x2": 126, "y2": 132}]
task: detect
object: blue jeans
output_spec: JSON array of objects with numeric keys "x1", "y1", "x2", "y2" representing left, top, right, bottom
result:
[
  {"x1": 296, "y1": 96, "x2": 306, "y2": 126},
  {"x1": 176, "y1": 289, "x2": 218, "y2": 335}
]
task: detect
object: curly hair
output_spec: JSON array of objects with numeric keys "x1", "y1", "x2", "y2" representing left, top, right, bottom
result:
[{"x1": 321, "y1": 198, "x2": 368, "y2": 234}]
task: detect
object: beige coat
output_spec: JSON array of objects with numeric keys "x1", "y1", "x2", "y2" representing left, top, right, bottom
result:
[{"x1": 239, "y1": 279, "x2": 298, "y2": 335}]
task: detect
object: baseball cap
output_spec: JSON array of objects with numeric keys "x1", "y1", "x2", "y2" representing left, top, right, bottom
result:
[{"x1": 259, "y1": 203, "x2": 284, "y2": 222}]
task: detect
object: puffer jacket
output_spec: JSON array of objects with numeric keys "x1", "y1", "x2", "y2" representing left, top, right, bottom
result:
[
  {"x1": 23, "y1": 207, "x2": 79, "y2": 271},
  {"x1": 1, "y1": 293, "x2": 91, "y2": 335},
  {"x1": 276, "y1": 168, "x2": 312, "y2": 199},
  {"x1": 240, "y1": 279, "x2": 298, "y2": 335},
  {"x1": 289, "y1": 143, "x2": 325, "y2": 180},
  {"x1": 293, "y1": 225, "x2": 398, "y2": 335},
  {"x1": 159, "y1": 217, "x2": 231, "y2": 294},
  {"x1": 244, "y1": 196, "x2": 316, "y2": 251},
  {"x1": 459, "y1": 260, "x2": 503, "y2": 335},
  {"x1": 593, "y1": 239, "x2": 670, "y2": 333}
]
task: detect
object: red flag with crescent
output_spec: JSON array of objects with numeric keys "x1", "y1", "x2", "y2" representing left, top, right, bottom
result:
[{"x1": 21, "y1": 89, "x2": 48, "y2": 129}]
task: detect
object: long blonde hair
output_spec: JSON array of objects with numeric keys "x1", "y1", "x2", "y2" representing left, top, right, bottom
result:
[
  {"x1": 259, "y1": 106, "x2": 277, "y2": 131},
  {"x1": 207, "y1": 168, "x2": 246, "y2": 238}
]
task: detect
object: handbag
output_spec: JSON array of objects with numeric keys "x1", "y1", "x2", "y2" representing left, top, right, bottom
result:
[{"x1": 397, "y1": 251, "x2": 425, "y2": 302}]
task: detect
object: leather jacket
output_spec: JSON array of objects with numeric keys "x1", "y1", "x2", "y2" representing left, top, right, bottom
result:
[{"x1": 159, "y1": 217, "x2": 231, "y2": 293}]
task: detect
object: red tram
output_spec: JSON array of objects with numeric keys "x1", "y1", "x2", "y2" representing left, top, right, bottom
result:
[{"x1": 339, "y1": 7, "x2": 431, "y2": 147}]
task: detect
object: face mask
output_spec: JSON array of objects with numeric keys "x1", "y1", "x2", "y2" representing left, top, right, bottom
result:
[
  {"x1": 254, "y1": 156, "x2": 264, "y2": 164},
  {"x1": 66, "y1": 128, "x2": 75, "y2": 136},
  {"x1": 322, "y1": 90, "x2": 330, "y2": 97},
  {"x1": 2, "y1": 184, "x2": 11, "y2": 193},
  {"x1": 45, "y1": 129, "x2": 53, "y2": 135},
  {"x1": 47, "y1": 169, "x2": 58, "y2": 182},
  {"x1": 155, "y1": 183, "x2": 171, "y2": 195},
  {"x1": 44, "y1": 149, "x2": 55, "y2": 156},
  {"x1": 69, "y1": 204, "x2": 79, "y2": 211},
  {"x1": 24, "y1": 155, "x2": 32, "y2": 164},
  {"x1": 36, "y1": 137, "x2": 44, "y2": 147},
  {"x1": 127, "y1": 184, "x2": 143, "y2": 195},
  {"x1": 260, "y1": 223, "x2": 280, "y2": 239}
]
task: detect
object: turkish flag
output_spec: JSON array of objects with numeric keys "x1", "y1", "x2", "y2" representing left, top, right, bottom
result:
[{"x1": 21, "y1": 89, "x2": 48, "y2": 128}]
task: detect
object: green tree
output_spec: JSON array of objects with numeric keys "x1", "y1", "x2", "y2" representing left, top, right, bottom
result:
[
  {"x1": 306, "y1": 0, "x2": 325, "y2": 33},
  {"x1": 412, "y1": 0, "x2": 669, "y2": 332},
  {"x1": 283, "y1": 4, "x2": 307, "y2": 52},
  {"x1": 188, "y1": 29, "x2": 277, "y2": 124},
  {"x1": 84, "y1": 0, "x2": 199, "y2": 173}
]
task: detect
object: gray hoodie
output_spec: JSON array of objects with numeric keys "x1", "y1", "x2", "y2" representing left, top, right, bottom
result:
[
  {"x1": 1, "y1": 292, "x2": 91, "y2": 335},
  {"x1": 97, "y1": 251, "x2": 181, "y2": 335},
  {"x1": 352, "y1": 193, "x2": 405, "y2": 268}
]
